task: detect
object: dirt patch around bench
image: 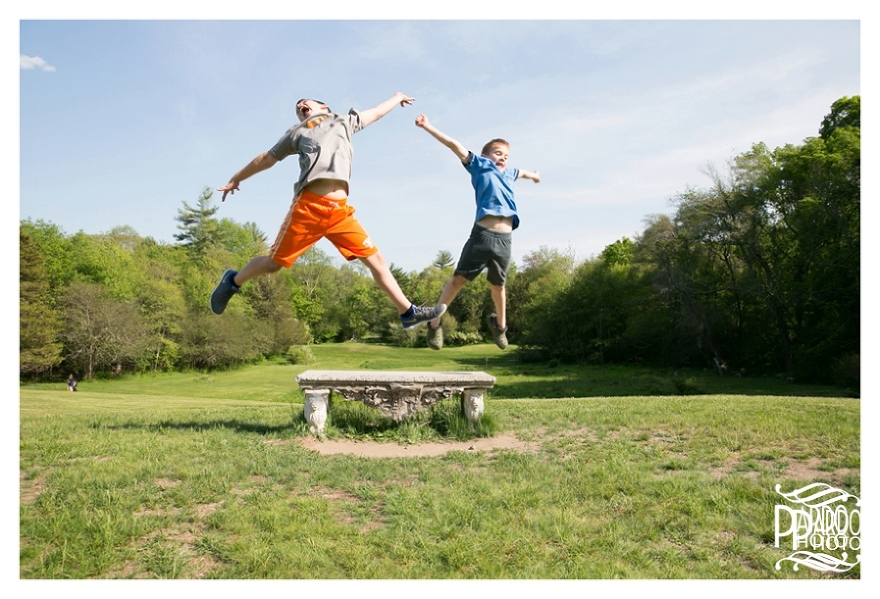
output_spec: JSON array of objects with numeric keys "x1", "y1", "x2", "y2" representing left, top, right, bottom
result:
[{"x1": 299, "y1": 433, "x2": 539, "y2": 458}]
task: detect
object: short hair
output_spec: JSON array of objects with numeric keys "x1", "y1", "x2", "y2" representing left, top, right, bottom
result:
[{"x1": 481, "y1": 138, "x2": 510, "y2": 156}]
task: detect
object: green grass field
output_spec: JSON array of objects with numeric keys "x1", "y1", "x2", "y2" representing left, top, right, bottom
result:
[
  {"x1": 20, "y1": 343, "x2": 860, "y2": 579},
  {"x1": 27, "y1": 342, "x2": 851, "y2": 402}
]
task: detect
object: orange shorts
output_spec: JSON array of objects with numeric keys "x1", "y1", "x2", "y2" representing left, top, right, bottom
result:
[{"x1": 268, "y1": 189, "x2": 379, "y2": 267}]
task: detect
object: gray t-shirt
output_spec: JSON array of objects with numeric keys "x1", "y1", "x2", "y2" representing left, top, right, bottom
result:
[{"x1": 268, "y1": 109, "x2": 365, "y2": 195}]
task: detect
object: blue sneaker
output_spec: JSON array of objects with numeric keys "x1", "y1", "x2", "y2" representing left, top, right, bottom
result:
[
  {"x1": 210, "y1": 269, "x2": 240, "y2": 315},
  {"x1": 400, "y1": 304, "x2": 446, "y2": 331}
]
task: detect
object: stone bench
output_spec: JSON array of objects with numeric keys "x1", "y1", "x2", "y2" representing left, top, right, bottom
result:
[{"x1": 295, "y1": 370, "x2": 496, "y2": 434}]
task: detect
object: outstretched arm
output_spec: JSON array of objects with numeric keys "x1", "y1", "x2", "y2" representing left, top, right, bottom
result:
[
  {"x1": 414, "y1": 114, "x2": 469, "y2": 163},
  {"x1": 359, "y1": 92, "x2": 414, "y2": 127},
  {"x1": 217, "y1": 151, "x2": 279, "y2": 201},
  {"x1": 517, "y1": 169, "x2": 541, "y2": 183}
]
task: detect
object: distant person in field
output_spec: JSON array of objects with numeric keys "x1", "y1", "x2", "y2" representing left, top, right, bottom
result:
[
  {"x1": 211, "y1": 93, "x2": 446, "y2": 331},
  {"x1": 414, "y1": 114, "x2": 540, "y2": 350},
  {"x1": 67, "y1": 374, "x2": 77, "y2": 392}
]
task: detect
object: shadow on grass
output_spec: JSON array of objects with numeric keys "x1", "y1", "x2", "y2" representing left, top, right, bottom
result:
[
  {"x1": 449, "y1": 354, "x2": 849, "y2": 399},
  {"x1": 89, "y1": 396, "x2": 499, "y2": 442},
  {"x1": 92, "y1": 418, "x2": 301, "y2": 436},
  {"x1": 490, "y1": 376, "x2": 850, "y2": 399}
]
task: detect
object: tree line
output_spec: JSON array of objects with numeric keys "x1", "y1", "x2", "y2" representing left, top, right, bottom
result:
[{"x1": 20, "y1": 97, "x2": 859, "y2": 389}]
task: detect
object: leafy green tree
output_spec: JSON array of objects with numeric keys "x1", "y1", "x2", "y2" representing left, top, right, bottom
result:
[
  {"x1": 289, "y1": 247, "x2": 339, "y2": 339},
  {"x1": 176, "y1": 312, "x2": 269, "y2": 369},
  {"x1": 343, "y1": 280, "x2": 374, "y2": 341},
  {"x1": 64, "y1": 229, "x2": 141, "y2": 300},
  {"x1": 348, "y1": 261, "x2": 401, "y2": 341},
  {"x1": 454, "y1": 275, "x2": 493, "y2": 334},
  {"x1": 406, "y1": 265, "x2": 452, "y2": 313},
  {"x1": 244, "y1": 268, "x2": 313, "y2": 352},
  {"x1": 19, "y1": 219, "x2": 72, "y2": 292},
  {"x1": 19, "y1": 229, "x2": 63, "y2": 378},
  {"x1": 632, "y1": 96, "x2": 860, "y2": 379},
  {"x1": 636, "y1": 207, "x2": 751, "y2": 370},
  {"x1": 216, "y1": 218, "x2": 268, "y2": 261},
  {"x1": 59, "y1": 281, "x2": 152, "y2": 379},
  {"x1": 820, "y1": 95, "x2": 859, "y2": 139},
  {"x1": 530, "y1": 247, "x2": 659, "y2": 364},
  {"x1": 509, "y1": 247, "x2": 575, "y2": 343},
  {"x1": 131, "y1": 240, "x2": 188, "y2": 371},
  {"x1": 756, "y1": 99, "x2": 859, "y2": 378},
  {"x1": 600, "y1": 237, "x2": 634, "y2": 267}
]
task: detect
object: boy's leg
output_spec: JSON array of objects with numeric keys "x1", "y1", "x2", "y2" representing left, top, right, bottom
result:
[
  {"x1": 427, "y1": 275, "x2": 468, "y2": 351},
  {"x1": 360, "y1": 251, "x2": 411, "y2": 314},
  {"x1": 323, "y1": 198, "x2": 446, "y2": 329},
  {"x1": 431, "y1": 275, "x2": 468, "y2": 328},
  {"x1": 320, "y1": 200, "x2": 446, "y2": 329},
  {"x1": 210, "y1": 255, "x2": 286, "y2": 315},
  {"x1": 480, "y1": 228, "x2": 511, "y2": 349},
  {"x1": 360, "y1": 252, "x2": 447, "y2": 329},
  {"x1": 232, "y1": 256, "x2": 282, "y2": 287},
  {"x1": 490, "y1": 284, "x2": 507, "y2": 329},
  {"x1": 487, "y1": 284, "x2": 509, "y2": 350},
  {"x1": 212, "y1": 193, "x2": 321, "y2": 315}
]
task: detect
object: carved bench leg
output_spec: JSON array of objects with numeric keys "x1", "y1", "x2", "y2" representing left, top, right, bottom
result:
[
  {"x1": 304, "y1": 389, "x2": 329, "y2": 435},
  {"x1": 461, "y1": 389, "x2": 485, "y2": 424}
]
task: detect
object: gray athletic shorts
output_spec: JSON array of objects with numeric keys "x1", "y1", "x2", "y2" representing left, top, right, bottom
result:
[{"x1": 454, "y1": 224, "x2": 513, "y2": 286}]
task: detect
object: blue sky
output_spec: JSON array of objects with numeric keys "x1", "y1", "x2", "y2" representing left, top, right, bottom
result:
[{"x1": 17, "y1": 15, "x2": 861, "y2": 273}]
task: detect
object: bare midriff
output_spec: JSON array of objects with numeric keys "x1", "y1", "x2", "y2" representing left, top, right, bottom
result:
[
  {"x1": 476, "y1": 214, "x2": 514, "y2": 232},
  {"x1": 304, "y1": 178, "x2": 349, "y2": 200}
]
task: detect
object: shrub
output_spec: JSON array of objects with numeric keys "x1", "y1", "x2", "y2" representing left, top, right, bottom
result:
[
  {"x1": 177, "y1": 312, "x2": 267, "y2": 369},
  {"x1": 286, "y1": 345, "x2": 316, "y2": 365},
  {"x1": 672, "y1": 376, "x2": 701, "y2": 395},
  {"x1": 514, "y1": 346, "x2": 553, "y2": 363},
  {"x1": 445, "y1": 331, "x2": 484, "y2": 347},
  {"x1": 833, "y1": 353, "x2": 860, "y2": 396},
  {"x1": 385, "y1": 322, "x2": 424, "y2": 348},
  {"x1": 644, "y1": 376, "x2": 672, "y2": 396},
  {"x1": 275, "y1": 317, "x2": 313, "y2": 348}
]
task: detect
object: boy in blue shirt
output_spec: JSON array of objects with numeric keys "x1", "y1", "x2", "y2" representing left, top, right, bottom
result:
[{"x1": 415, "y1": 114, "x2": 540, "y2": 350}]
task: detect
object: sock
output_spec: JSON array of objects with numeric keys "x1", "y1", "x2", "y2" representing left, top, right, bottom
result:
[{"x1": 401, "y1": 305, "x2": 414, "y2": 319}]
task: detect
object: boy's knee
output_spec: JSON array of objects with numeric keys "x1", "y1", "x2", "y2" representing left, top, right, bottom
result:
[
  {"x1": 361, "y1": 251, "x2": 387, "y2": 271},
  {"x1": 446, "y1": 275, "x2": 468, "y2": 292}
]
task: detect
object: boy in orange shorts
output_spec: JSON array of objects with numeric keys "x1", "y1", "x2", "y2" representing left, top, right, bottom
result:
[{"x1": 212, "y1": 93, "x2": 446, "y2": 330}]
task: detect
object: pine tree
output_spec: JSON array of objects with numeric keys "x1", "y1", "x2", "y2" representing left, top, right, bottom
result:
[{"x1": 174, "y1": 186, "x2": 221, "y2": 257}]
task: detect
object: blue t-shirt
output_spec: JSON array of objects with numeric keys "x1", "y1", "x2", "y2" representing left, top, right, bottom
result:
[{"x1": 463, "y1": 152, "x2": 520, "y2": 230}]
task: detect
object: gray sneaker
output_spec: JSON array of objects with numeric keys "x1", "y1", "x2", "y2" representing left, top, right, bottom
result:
[
  {"x1": 427, "y1": 323, "x2": 443, "y2": 350},
  {"x1": 487, "y1": 313, "x2": 508, "y2": 350},
  {"x1": 400, "y1": 304, "x2": 447, "y2": 330},
  {"x1": 210, "y1": 269, "x2": 241, "y2": 315}
]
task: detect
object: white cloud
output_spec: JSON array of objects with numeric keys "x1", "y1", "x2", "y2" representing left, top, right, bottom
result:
[{"x1": 20, "y1": 55, "x2": 56, "y2": 72}]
